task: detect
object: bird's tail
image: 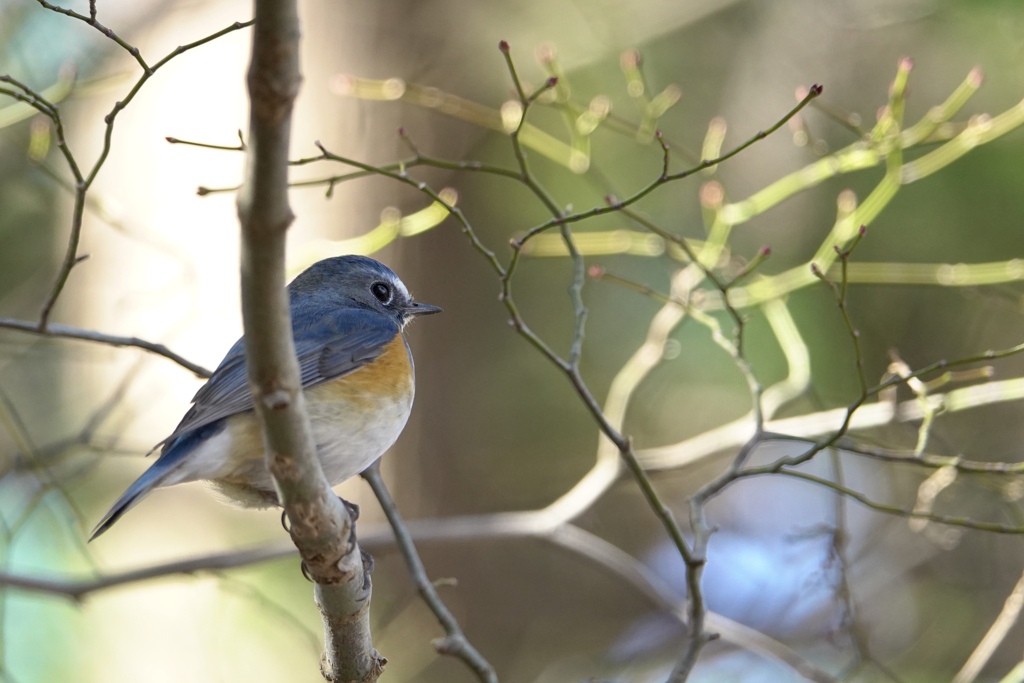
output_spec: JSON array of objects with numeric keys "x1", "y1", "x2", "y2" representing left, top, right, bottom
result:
[{"x1": 89, "y1": 456, "x2": 184, "y2": 541}]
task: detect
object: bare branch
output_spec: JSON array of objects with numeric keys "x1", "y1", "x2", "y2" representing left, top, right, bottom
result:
[
  {"x1": 0, "y1": 13, "x2": 253, "y2": 326},
  {"x1": 0, "y1": 317, "x2": 212, "y2": 378}
]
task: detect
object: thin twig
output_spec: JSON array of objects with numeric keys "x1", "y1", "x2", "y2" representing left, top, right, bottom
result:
[
  {"x1": 165, "y1": 135, "x2": 246, "y2": 151},
  {"x1": 313, "y1": 141, "x2": 505, "y2": 277},
  {"x1": 812, "y1": 225, "x2": 869, "y2": 394},
  {"x1": 36, "y1": 0, "x2": 152, "y2": 72},
  {"x1": 363, "y1": 464, "x2": 498, "y2": 683},
  {"x1": 510, "y1": 85, "x2": 822, "y2": 248},
  {"x1": 765, "y1": 469, "x2": 1024, "y2": 534},
  {"x1": 3, "y1": 14, "x2": 254, "y2": 326}
]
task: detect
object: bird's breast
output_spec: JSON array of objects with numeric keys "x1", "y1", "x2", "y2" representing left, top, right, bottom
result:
[{"x1": 307, "y1": 335, "x2": 415, "y2": 485}]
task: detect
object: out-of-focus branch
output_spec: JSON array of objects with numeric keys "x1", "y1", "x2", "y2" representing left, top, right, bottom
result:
[
  {"x1": 237, "y1": 1, "x2": 380, "y2": 681},
  {"x1": 998, "y1": 661, "x2": 1024, "y2": 683},
  {"x1": 638, "y1": 359, "x2": 1024, "y2": 473},
  {"x1": 0, "y1": 317, "x2": 212, "y2": 378},
  {"x1": 0, "y1": 518, "x2": 838, "y2": 683},
  {"x1": 0, "y1": 543, "x2": 296, "y2": 600},
  {"x1": 953, "y1": 568, "x2": 1024, "y2": 683}
]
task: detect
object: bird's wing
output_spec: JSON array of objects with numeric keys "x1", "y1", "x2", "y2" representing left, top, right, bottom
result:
[{"x1": 160, "y1": 307, "x2": 400, "y2": 450}]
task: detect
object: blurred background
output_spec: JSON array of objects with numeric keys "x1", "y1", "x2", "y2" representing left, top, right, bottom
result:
[{"x1": 2, "y1": 0, "x2": 1024, "y2": 681}]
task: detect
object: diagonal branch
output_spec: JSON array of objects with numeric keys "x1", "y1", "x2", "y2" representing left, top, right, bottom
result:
[
  {"x1": 362, "y1": 464, "x2": 497, "y2": 683},
  {"x1": 953, "y1": 567, "x2": 1024, "y2": 683}
]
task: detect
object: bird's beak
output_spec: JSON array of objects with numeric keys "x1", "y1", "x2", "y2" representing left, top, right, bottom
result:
[{"x1": 408, "y1": 300, "x2": 443, "y2": 316}]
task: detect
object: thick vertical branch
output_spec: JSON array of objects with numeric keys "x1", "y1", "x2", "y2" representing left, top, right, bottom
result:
[{"x1": 237, "y1": 1, "x2": 382, "y2": 680}]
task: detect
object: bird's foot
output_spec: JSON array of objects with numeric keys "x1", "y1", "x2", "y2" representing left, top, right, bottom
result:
[
  {"x1": 337, "y1": 495, "x2": 360, "y2": 522},
  {"x1": 361, "y1": 549, "x2": 374, "y2": 590}
]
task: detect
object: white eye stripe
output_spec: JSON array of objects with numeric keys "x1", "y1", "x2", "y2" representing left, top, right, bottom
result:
[{"x1": 392, "y1": 277, "x2": 410, "y2": 301}]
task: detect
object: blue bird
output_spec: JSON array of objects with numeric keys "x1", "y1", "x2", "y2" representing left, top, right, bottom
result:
[{"x1": 90, "y1": 255, "x2": 440, "y2": 540}]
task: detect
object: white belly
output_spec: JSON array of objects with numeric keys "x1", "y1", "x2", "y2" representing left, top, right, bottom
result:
[{"x1": 308, "y1": 385, "x2": 414, "y2": 485}]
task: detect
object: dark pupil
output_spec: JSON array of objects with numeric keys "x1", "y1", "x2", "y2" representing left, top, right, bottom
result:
[{"x1": 371, "y1": 283, "x2": 391, "y2": 302}]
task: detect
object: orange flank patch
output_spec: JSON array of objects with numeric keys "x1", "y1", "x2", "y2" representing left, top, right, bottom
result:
[{"x1": 309, "y1": 335, "x2": 413, "y2": 408}]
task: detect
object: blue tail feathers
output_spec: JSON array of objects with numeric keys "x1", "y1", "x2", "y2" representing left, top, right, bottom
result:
[
  {"x1": 90, "y1": 418, "x2": 232, "y2": 540},
  {"x1": 89, "y1": 449, "x2": 186, "y2": 541}
]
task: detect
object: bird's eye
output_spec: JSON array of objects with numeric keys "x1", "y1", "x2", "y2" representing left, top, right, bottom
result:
[{"x1": 370, "y1": 281, "x2": 393, "y2": 304}]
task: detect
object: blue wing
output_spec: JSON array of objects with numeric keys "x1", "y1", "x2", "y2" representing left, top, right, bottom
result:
[
  {"x1": 89, "y1": 305, "x2": 399, "y2": 540},
  {"x1": 166, "y1": 305, "x2": 399, "y2": 444}
]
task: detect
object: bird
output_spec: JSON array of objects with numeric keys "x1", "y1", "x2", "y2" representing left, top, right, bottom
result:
[{"x1": 90, "y1": 255, "x2": 441, "y2": 540}]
